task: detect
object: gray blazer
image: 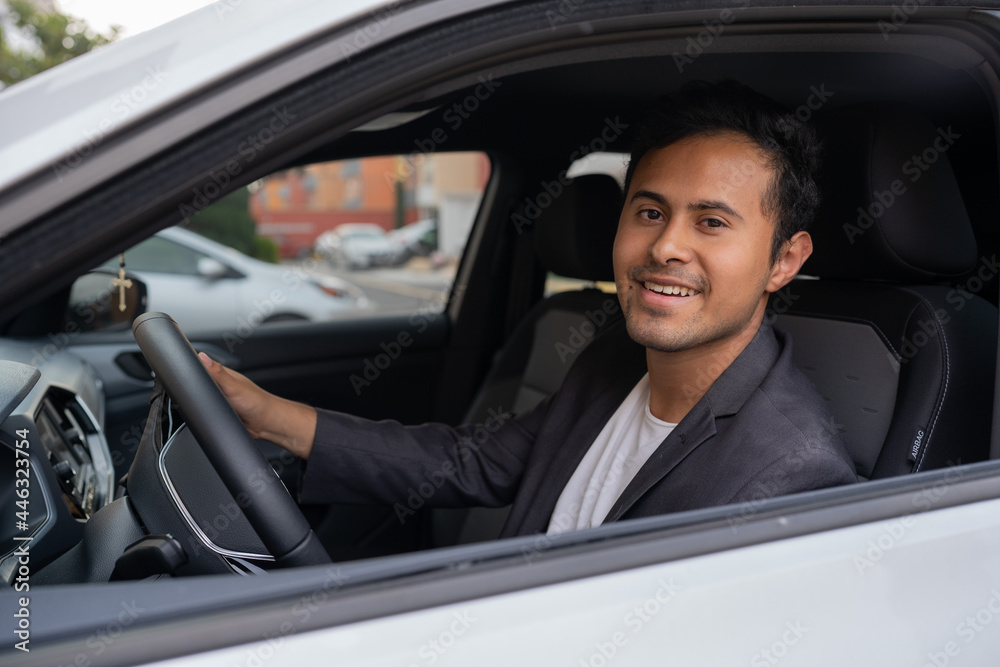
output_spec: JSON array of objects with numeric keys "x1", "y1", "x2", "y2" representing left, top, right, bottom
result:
[{"x1": 300, "y1": 318, "x2": 858, "y2": 537}]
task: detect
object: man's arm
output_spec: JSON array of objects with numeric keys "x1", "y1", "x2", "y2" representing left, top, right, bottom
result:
[{"x1": 199, "y1": 352, "x2": 548, "y2": 508}]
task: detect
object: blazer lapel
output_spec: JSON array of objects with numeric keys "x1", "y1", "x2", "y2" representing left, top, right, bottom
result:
[
  {"x1": 512, "y1": 362, "x2": 644, "y2": 535},
  {"x1": 602, "y1": 322, "x2": 781, "y2": 523},
  {"x1": 602, "y1": 402, "x2": 716, "y2": 523},
  {"x1": 504, "y1": 319, "x2": 647, "y2": 536}
]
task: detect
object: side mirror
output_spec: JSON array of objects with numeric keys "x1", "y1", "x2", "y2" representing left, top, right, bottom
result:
[
  {"x1": 66, "y1": 270, "x2": 148, "y2": 333},
  {"x1": 197, "y1": 257, "x2": 228, "y2": 280}
]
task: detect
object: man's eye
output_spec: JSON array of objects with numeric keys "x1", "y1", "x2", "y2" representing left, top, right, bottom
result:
[
  {"x1": 702, "y1": 217, "x2": 725, "y2": 229},
  {"x1": 639, "y1": 209, "x2": 662, "y2": 221}
]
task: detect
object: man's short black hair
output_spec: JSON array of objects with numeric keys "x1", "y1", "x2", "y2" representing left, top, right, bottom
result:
[{"x1": 622, "y1": 80, "x2": 822, "y2": 263}]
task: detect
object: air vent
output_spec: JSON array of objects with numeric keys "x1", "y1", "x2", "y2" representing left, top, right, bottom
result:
[{"x1": 34, "y1": 389, "x2": 113, "y2": 519}]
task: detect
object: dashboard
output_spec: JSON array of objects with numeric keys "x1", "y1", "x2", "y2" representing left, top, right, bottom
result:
[{"x1": 0, "y1": 340, "x2": 114, "y2": 583}]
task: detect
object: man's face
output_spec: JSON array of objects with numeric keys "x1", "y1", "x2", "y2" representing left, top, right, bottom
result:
[{"x1": 613, "y1": 132, "x2": 783, "y2": 353}]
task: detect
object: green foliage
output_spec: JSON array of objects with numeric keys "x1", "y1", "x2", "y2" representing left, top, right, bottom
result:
[
  {"x1": 252, "y1": 236, "x2": 280, "y2": 264},
  {"x1": 187, "y1": 187, "x2": 277, "y2": 263},
  {"x1": 0, "y1": 0, "x2": 121, "y2": 88}
]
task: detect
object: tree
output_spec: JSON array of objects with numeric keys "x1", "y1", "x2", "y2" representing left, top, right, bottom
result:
[
  {"x1": 0, "y1": 0, "x2": 121, "y2": 88},
  {"x1": 186, "y1": 187, "x2": 279, "y2": 263}
]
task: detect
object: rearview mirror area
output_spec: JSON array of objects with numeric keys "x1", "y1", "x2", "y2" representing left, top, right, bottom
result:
[{"x1": 66, "y1": 270, "x2": 148, "y2": 333}]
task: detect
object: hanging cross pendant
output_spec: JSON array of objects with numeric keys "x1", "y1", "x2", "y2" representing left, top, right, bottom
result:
[{"x1": 111, "y1": 253, "x2": 132, "y2": 312}]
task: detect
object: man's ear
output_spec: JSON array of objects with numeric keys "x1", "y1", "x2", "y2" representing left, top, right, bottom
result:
[{"x1": 765, "y1": 231, "x2": 813, "y2": 293}]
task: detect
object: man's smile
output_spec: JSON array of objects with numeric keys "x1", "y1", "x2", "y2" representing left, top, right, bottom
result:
[
  {"x1": 632, "y1": 271, "x2": 705, "y2": 308},
  {"x1": 642, "y1": 281, "x2": 700, "y2": 297}
]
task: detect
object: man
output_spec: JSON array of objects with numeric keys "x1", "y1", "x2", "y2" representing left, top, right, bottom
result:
[{"x1": 200, "y1": 81, "x2": 857, "y2": 538}]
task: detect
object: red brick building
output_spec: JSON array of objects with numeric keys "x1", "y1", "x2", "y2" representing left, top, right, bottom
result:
[{"x1": 250, "y1": 153, "x2": 490, "y2": 258}]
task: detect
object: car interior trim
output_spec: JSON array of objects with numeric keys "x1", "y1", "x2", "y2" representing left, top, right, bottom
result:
[{"x1": 157, "y1": 424, "x2": 275, "y2": 566}]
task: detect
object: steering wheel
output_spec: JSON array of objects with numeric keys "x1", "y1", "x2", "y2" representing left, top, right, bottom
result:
[{"x1": 131, "y1": 312, "x2": 330, "y2": 568}]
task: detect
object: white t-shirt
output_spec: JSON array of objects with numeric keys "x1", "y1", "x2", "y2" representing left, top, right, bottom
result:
[{"x1": 546, "y1": 373, "x2": 676, "y2": 535}]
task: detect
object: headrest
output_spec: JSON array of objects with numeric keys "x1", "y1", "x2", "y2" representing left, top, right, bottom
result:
[
  {"x1": 534, "y1": 174, "x2": 622, "y2": 281},
  {"x1": 804, "y1": 105, "x2": 977, "y2": 281}
]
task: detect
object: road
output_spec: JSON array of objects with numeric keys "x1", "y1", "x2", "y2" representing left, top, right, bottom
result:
[{"x1": 302, "y1": 258, "x2": 457, "y2": 316}]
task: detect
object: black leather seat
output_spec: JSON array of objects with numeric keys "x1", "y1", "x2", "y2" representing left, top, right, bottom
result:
[
  {"x1": 779, "y1": 105, "x2": 998, "y2": 479},
  {"x1": 433, "y1": 173, "x2": 623, "y2": 545},
  {"x1": 462, "y1": 174, "x2": 623, "y2": 418}
]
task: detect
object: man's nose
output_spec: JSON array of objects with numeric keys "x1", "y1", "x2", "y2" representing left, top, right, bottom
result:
[{"x1": 649, "y1": 218, "x2": 693, "y2": 265}]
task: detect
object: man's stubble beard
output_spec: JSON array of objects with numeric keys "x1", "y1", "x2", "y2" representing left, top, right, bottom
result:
[{"x1": 620, "y1": 285, "x2": 768, "y2": 353}]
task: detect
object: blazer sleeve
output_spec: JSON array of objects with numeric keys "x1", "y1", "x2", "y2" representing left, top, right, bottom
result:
[{"x1": 298, "y1": 396, "x2": 553, "y2": 508}]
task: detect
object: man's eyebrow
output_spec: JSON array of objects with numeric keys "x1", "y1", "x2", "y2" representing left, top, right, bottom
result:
[
  {"x1": 688, "y1": 200, "x2": 744, "y2": 222},
  {"x1": 628, "y1": 189, "x2": 667, "y2": 206}
]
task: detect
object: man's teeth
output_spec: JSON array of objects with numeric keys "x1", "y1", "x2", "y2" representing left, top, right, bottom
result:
[{"x1": 644, "y1": 282, "x2": 697, "y2": 297}]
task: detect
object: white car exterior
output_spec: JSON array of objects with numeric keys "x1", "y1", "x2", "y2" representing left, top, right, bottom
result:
[
  {"x1": 105, "y1": 226, "x2": 369, "y2": 334},
  {"x1": 315, "y1": 223, "x2": 393, "y2": 269}
]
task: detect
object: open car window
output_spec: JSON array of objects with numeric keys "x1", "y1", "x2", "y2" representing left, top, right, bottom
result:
[{"x1": 86, "y1": 152, "x2": 489, "y2": 338}]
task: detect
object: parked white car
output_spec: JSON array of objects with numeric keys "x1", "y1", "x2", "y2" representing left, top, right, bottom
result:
[
  {"x1": 103, "y1": 226, "x2": 369, "y2": 333},
  {"x1": 386, "y1": 218, "x2": 437, "y2": 264},
  {"x1": 314, "y1": 222, "x2": 393, "y2": 269}
]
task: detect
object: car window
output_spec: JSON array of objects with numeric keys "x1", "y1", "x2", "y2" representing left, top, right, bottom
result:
[
  {"x1": 111, "y1": 152, "x2": 489, "y2": 335},
  {"x1": 101, "y1": 236, "x2": 211, "y2": 276}
]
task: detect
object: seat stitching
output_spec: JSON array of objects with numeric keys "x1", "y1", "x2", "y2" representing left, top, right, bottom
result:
[{"x1": 898, "y1": 288, "x2": 950, "y2": 472}]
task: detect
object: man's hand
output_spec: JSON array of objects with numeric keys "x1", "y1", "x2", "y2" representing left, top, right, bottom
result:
[{"x1": 198, "y1": 352, "x2": 317, "y2": 460}]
